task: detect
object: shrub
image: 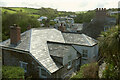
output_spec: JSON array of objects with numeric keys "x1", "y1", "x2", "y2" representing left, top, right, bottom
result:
[
  {"x1": 83, "y1": 63, "x2": 98, "y2": 78},
  {"x1": 71, "y1": 62, "x2": 98, "y2": 79},
  {"x1": 2, "y1": 66, "x2": 24, "y2": 78},
  {"x1": 102, "y1": 63, "x2": 118, "y2": 78},
  {"x1": 98, "y1": 26, "x2": 120, "y2": 78}
]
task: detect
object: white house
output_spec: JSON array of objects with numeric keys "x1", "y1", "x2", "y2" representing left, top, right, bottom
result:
[
  {"x1": 37, "y1": 16, "x2": 47, "y2": 21},
  {"x1": 62, "y1": 33, "x2": 98, "y2": 65}
]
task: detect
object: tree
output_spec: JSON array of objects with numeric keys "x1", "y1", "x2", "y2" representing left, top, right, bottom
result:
[
  {"x1": 74, "y1": 10, "x2": 95, "y2": 23},
  {"x1": 2, "y1": 12, "x2": 40, "y2": 41},
  {"x1": 98, "y1": 26, "x2": 120, "y2": 78}
]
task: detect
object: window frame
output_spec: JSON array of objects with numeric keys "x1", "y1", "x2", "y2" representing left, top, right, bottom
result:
[
  {"x1": 67, "y1": 61, "x2": 72, "y2": 69},
  {"x1": 76, "y1": 58, "x2": 80, "y2": 66},
  {"x1": 38, "y1": 66, "x2": 47, "y2": 78},
  {"x1": 19, "y1": 61, "x2": 28, "y2": 73},
  {"x1": 82, "y1": 49, "x2": 88, "y2": 57}
]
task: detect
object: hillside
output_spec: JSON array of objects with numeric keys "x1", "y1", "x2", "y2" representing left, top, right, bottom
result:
[
  {"x1": 2, "y1": 7, "x2": 75, "y2": 41},
  {"x1": 2, "y1": 7, "x2": 75, "y2": 19}
]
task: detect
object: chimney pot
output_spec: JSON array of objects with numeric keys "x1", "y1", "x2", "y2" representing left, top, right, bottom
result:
[
  {"x1": 58, "y1": 23, "x2": 66, "y2": 32},
  {"x1": 96, "y1": 8, "x2": 98, "y2": 11},
  {"x1": 102, "y1": 8, "x2": 104, "y2": 11},
  {"x1": 104, "y1": 8, "x2": 106, "y2": 11},
  {"x1": 99, "y1": 8, "x2": 102, "y2": 11}
]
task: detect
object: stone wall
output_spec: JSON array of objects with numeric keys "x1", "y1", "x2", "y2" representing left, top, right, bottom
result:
[
  {"x1": 2, "y1": 49, "x2": 42, "y2": 78},
  {"x1": 2, "y1": 49, "x2": 81, "y2": 78}
]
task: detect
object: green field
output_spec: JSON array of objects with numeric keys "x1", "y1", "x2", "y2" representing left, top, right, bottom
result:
[
  {"x1": 2, "y1": 7, "x2": 76, "y2": 19},
  {"x1": 2, "y1": 7, "x2": 40, "y2": 18},
  {"x1": 9, "y1": 7, "x2": 39, "y2": 13},
  {"x1": 75, "y1": 11, "x2": 87, "y2": 14},
  {"x1": 2, "y1": 8, "x2": 16, "y2": 14}
]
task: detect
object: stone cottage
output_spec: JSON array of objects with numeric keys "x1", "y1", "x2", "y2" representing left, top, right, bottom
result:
[{"x1": 0, "y1": 25, "x2": 98, "y2": 78}]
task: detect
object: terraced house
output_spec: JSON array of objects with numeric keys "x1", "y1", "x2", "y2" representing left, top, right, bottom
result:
[{"x1": 0, "y1": 25, "x2": 98, "y2": 78}]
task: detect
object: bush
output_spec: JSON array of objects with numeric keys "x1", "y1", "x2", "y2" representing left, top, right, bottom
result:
[
  {"x1": 2, "y1": 66, "x2": 24, "y2": 78},
  {"x1": 102, "y1": 63, "x2": 118, "y2": 78},
  {"x1": 74, "y1": 10, "x2": 95, "y2": 23},
  {"x1": 98, "y1": 26, "x2": 120, "y2": 78},
  {"x1": 83, "y1": 63, "x2": 98, "y2": 78},
  {"x1": 71, "y1": 62, "x2": 98, "y2": 79}
]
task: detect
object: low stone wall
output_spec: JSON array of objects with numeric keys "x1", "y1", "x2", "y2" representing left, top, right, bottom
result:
[{"x1": 98, "y1": 62, "x2": 106, "y2": 78}]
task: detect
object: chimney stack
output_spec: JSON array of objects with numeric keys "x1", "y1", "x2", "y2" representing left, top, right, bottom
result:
[
  {"x1": 10, "y1": 24, "x2": 21, "y2": 46},
  {"x1": 58, "y1": 23, "x2": 66, "y2": 32},
  {"x1": 95, "y1": 8, "x2": 107, "y2": 21}
]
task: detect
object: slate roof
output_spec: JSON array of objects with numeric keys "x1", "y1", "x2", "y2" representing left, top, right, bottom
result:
[
  {"x1": 1, "y1": 30, "x2": 31, "y2": 51},
  {"x1": 62, "y1": 33, "x2": 97, "y2": 46},
  {"x1": 29, "y1": 28, "x2": 65, "y2": 73},
  {"x1": 48, "y1": 42, "x2": 72, "y2": 57},
  {"x1": 0, "y1": 28, "x2": 97, "y2": 73}
]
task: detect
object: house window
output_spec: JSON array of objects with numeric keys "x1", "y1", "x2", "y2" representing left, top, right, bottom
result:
[
  {"x1": 82, "y1": 50, "x2": 88, "y2": 57},
  {"x1": 19, "y1": 61, "x2": 28, "y2": 73},
  {"x1": 76, "y1": 59, "x2": 80, "y2": 66},
  {"x1": 39, "y1": 67, "x2": 47, "y2": 78},
  {"x1": 67, "y1": 61, "x2": 72, "y2": 69}
]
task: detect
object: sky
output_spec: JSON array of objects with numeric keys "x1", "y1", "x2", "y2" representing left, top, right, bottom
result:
[{"x1": 0, "y1": 0, "x2": 119, "y2": 12}]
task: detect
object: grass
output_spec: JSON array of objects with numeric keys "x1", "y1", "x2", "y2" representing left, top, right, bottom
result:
[
  {"x1": 2, "y1": 7, "x2": 40, "y2": 18},
  {"x1": 75, "y1": 11, "x2": 87, "y2": 14},
  {"x1": 9, "y1": 7, "x2": 39, "y2": 13},
  {"x1": 29, "y1": 14, "x2": 40, "y2": 18},
  {"x1": 2, "y1": 8, "x2": 16, "y2": 14}
]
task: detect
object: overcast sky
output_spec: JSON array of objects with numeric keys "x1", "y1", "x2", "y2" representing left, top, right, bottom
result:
[{"x1": 0, "y1": 0, "x2": 119, "y2": 12}]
